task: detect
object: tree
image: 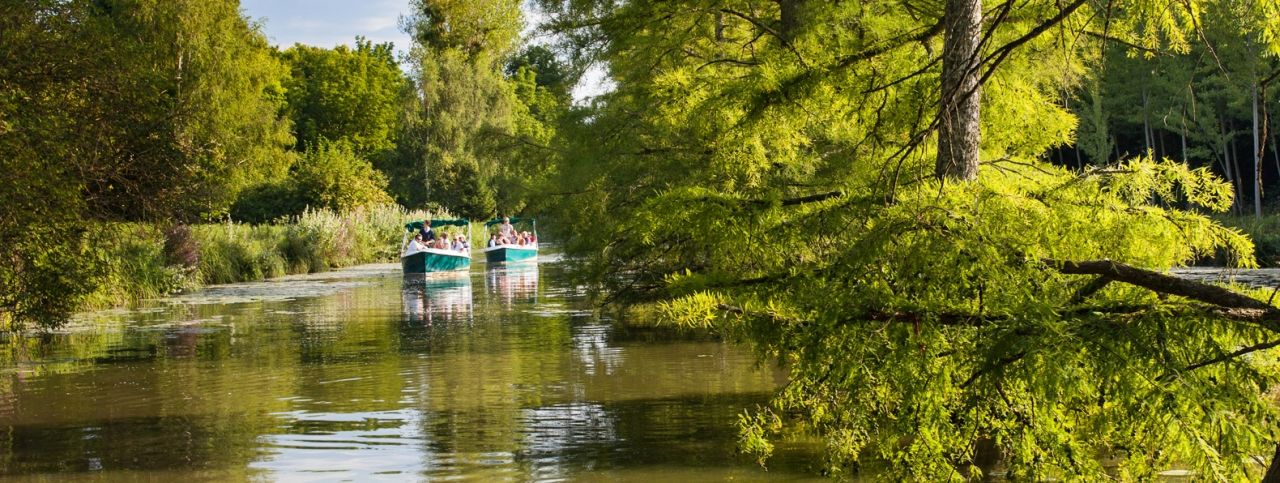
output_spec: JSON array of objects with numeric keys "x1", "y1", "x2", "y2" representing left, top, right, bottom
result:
[
  {"x1": 280, "y1": 38, "x2": 410, "y2": 159},
  {"x1": 534, "y1": 0, "x2": 1280, "y2": 478},
  {"x1": 71, "y1": 0, "x2": 294, "y2": 220},
  {"x1": 383, "y1": 0, "x2": 523, "y2": 219},
  {"x1": 505, "y1": 45, "x2": 574, "y2": 99},
  {"x1": 937, "y1": 0, "x2": 982, "y2": 180},
  {"x1": 1063, "y1": 0, "x2": 1280, "y2": 212},
  {"x1": 232, "y1": 141, "x2": 393, "y2": 223},
  {"x1": 0, "y1": 0, "x2": 292, "y2": 330}
]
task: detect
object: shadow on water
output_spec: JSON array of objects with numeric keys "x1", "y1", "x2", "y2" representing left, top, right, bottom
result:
[{"x1": 0, "y1": 257, "x2": 823, "y2": 481}]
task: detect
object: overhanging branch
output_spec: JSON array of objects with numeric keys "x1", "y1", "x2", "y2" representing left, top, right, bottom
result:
[{"x1": 1048, "y1": 259, "x2": 1274, "y2": 311}]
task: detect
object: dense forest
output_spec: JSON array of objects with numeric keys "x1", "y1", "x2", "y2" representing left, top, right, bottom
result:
[{"x1": 5, "y1": 0, "x2": 1280, "y2": 479}]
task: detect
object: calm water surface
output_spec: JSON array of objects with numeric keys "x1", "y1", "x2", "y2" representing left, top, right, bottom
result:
[{"x1": 0, "y1": 256, "x2": 821, "y2": 481}]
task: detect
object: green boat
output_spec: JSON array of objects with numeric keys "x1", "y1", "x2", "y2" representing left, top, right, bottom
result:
[
  {"x1": 401, "y1": 219, "x2": 471, "y2": 273},
  {"x1": 401, "y1": 248, "x2": 470, "y2": 273},
  {"x1": 482, "y1": 217, "x2": 538, "y2": 263},
  {"x1": 482, "y1": 245, "x2": 538, "y2": 263}
]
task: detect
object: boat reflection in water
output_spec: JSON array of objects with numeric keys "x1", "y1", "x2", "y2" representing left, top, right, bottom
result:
[
  {"x1": 402, "y1": 271, "x2": 473, "y2": 324},
  {"x1": 485, "y1": 260, "x2": 539, "y2": 306}
]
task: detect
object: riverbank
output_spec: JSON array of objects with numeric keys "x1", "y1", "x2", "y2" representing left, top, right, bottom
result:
[{"x1": 78, "y1": 205, "x2": 428, "y2": 313}]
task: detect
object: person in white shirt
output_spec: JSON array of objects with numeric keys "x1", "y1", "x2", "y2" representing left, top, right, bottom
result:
[
  {"x1": 406, "y1": 234, "x2": 427, "y2": 254},
  {"x1": 499, "y1": 217, "x2": 516, "y2": 242}
]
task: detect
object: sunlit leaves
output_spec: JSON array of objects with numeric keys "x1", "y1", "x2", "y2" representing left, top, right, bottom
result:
[{"x1": 535, "y1": 0, "x2": 1280, "y2": 478}]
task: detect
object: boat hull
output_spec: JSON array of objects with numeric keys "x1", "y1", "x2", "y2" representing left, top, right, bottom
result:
[
  {"x1": 401, "y1": 249, "x2": 471, "y2": 273},
  {"x1": 483, "y1": 245, "x2": 538, "y2": 263}
]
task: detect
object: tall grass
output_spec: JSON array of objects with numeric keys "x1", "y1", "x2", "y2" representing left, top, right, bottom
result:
[{"x1": 80, "y1": 204, "x2": 430, "y2": 310}]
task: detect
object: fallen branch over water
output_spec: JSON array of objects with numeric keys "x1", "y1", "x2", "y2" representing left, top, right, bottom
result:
[
  {"x1": 1048, "y1": 259, "x2": 1274, "y2": 311},
  {"x1": 1047, "y1": 259, "x2": 1280, "y2": 333}
]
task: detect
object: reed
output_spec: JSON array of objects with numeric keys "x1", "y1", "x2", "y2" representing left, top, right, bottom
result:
[{"x1": 79, "y1": 204, "x2": 430, "y2": 311}]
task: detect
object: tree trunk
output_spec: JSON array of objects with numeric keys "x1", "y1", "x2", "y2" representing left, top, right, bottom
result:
[
  {"x1": 1158, "y1": 127, "x2": 1167, "y2": 160},
  {"x1": 778, "y1": 0, "x2": 803, "y2": 41},
  {"x1": 1142, "y1": 90, "x2": 1152, "y2": 154},
  {"x1": 1221, "y1": 121, "x2": 1236, "y2": 214},
  {"x1": 1231, "y1": 131, "x2": 1245, "y2": 216},
  {"x1": 715, "y1": 11, "x2": 725, "y2": 42},
  {"x1": 1180, "y1": 110, "x2": 1188, "y2": 163},
  {"x1": 1264, "y1": 443, "x2": 1280, "y2": 483},
  {"x1": 936, "y1": 0, "x2": 982, "y2": 181},
  {"x1": 1255, "y1": 82, "x2": 1262, "y2": 218},
  {"x1": 1271, "y1": 131, "x2": 1279, "y2": 186}
]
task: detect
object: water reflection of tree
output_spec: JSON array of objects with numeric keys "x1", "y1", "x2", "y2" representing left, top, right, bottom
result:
[
  {"x1": 1, "y1": 261, "x2": 807, "y2": 479},
  {"x1": 0, "y1": 280, "x2": 410, "y2": 477}
]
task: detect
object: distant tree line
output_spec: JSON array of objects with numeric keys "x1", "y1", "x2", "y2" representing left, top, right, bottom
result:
[{"x1": 1054, "y1": 2, "x2": 1280, "y2": 216}]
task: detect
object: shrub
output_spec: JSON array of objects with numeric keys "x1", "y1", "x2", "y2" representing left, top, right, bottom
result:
[
  {"x1": 230, "y1": 141, "x2": 394, "y2": 224},
  {"x1": 162, "y1": 224, "x2": 200, "y2": 269},
  {"x1": 292, "y1": 140, "x2": 395, "y2": 212},
  {"x1": 230, "y1": 182, "x2": 303, "y2": 224},
  {"x1": 14, "y1": 204, "x2": 434, "y2": 330}
]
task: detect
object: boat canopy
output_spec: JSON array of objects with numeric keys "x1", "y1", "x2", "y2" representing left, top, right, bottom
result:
[
  {"x1": 484, "y1": 217, "x2": 535, "y2": 227},
  {"x1": 404, "y1": 219, "x2": 469, "y2": 232}
]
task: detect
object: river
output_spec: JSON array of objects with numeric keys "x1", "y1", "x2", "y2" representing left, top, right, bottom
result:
[{"x1": 0, "y1": 255, "x2": 823, "y2": 481}]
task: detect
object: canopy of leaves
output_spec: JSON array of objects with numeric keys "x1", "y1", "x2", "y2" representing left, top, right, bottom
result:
[
  {"x1": 532, "y1": 0, "x2": 1280, "y2": 478},
  {"x1": 281, "y1": 38, "x2": 409, "y2": 159},
  {"x1": 1, "y1": 0, "x2": 292, "y2": 329},
  {"x1": 232, "y1": 141, "x2": 393, "y2": 223},
  {"x1": 385, "y1": 0, "x2": 566, "y2": 219}
]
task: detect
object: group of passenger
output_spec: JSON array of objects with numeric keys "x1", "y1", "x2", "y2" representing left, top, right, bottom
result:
[
  {"x1": 406, "y1": 216, "x2": 536, "y2": 255},
  {"x1": 486, "y1": 217, "x2": 536, "y2": 247},
  {"x1": 408, "y1": 221, "x2": 469, "y2": 254}
]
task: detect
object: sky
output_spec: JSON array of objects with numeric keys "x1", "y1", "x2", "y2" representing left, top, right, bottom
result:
[
  {"x1": 239, "y1": 0, "x2": 611, "y2": 103},
  {"x1": 240, "y1": 0, "x2": 412, "y2": 54}
]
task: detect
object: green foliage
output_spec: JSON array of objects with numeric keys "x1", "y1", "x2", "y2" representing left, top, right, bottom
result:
[
  {"x1": 506, "y1": 45, "x2": 574, "y2": 99},
  {"x1": 1065, "y1": 0, "x2": 1280, "y2": 210},
  {"x1": 292, "y1": 141, "x2": 394, "y2": 213},
  {"x1": 650, "y1": 159, "x2": 1270, "y2": 480},
  {"x1": 1, "y1": 0, "x2": 292, "y2": 329},
  {"x1": 71, "y1": 205, "x2": 426, "y2": 315},
  {"x1": 385, "y1": 0, "x2": 565, "y2": 219},
  {"x1": 80, "y1": 225, "x2": 197, "y2": 309},
  {"x1": 230, "y1": 182, "x2": 305, "y2": 224},
  {"x1": 1220, "y1": 214, "x2": 1280, "y2": 267},
  {"x1": 281, "y1": 38, "x2": 409, "y2": 158},
  {"x1": 61, "y1": 0, "x2": 295, "y2": 219},
  {"x1": 232, "y1": 141, "x2": 393, "y2": 223},
  {"x1": 535, "y1": 0, "x2": 1280, "y2": 478}
]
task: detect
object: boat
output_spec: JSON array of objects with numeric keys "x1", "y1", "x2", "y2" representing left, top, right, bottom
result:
[
  {"x1": 481, "y1": 217, "x2": 538, "y2": 263},
  {"x1": 483, "y1": 244, "x2": 538, "y2": 263},
  {"x1": 401, "y1": 219, "x2": 471, "y2": 273}
]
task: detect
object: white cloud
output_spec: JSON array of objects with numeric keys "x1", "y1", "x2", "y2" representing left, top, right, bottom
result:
[{"x1": 241, "y1": 0, "x2": 414, "y2": 53}]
